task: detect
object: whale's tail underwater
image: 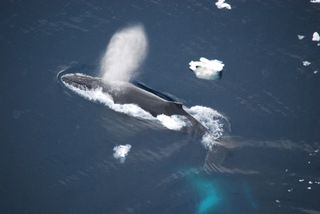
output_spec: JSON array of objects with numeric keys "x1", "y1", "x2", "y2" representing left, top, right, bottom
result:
[{"x1": 61, "y1": 73, "x2": 209, "y2": 137}]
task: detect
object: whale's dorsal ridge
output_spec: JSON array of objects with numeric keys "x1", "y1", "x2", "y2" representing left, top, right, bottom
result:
[{"x1": 132, "y1": 81, "x2": 177, "y2": 102}]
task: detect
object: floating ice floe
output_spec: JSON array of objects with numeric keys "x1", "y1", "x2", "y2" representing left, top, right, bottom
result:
[
  {"x1": 189, "y1": 57, "x2": 225, "y2": 80},
  {"x1": 297, "y1": 35, "x2": 305, "y2": 40},
  {"x1": 312, "y1": 32, "x2": 320, "y2": 42},
  {"x1": 215, "y1": 0, "x2": 232, "y2": 10},
  {"x1": 310, "y1": 0, "x2": 320, "y2": 3},
  {"x1": 302, "y1": 61, "x2": 311, "y2": 66},
  {"x1": 113, "y1": 144, "x2": 132, "y2": 163}
]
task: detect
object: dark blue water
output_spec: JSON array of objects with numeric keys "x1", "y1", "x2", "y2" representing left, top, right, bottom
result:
[{"x1": 1, "y1": 0, "x2": 320, "y2": 213}]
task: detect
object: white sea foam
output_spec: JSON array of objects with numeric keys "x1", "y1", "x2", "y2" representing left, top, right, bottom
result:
[
  {"x1": 189, "y1": 57, "x2": 224, "y2": 80},
  {"x1": 156, "y1": 114, "x2": 187, "y2": 131},
  {"x1": 113, "y1": 144, "x2": 132, "y2": 163},
  {"x1": 186, "y1": 106, "x2": 226, "y2": 148},
  {"x1": 100, "y1": 24, "x2": 148, "y2": 83}
]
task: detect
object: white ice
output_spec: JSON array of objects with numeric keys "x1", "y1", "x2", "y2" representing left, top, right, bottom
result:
[
  {"x1": 113, "y1": 144, "x2": 132, "y2": 163},
  {"x1": 215, "y1": 0, "x2": 232, "y2": 10},
  {"x1": 302, "y1": 61, "x2": 311, "y2": 66},
  {"x1": 312, "y1": 32, "x2": 320, "y2": 42},
  {"x1": 189, "y1": 57, "x2": 224, "y2": 80}
]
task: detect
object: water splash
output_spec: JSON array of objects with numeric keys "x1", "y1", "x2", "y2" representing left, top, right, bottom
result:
[
  {"x1": 186, "y1": 106, "x2": 229, "y2": 149},
  {"x1": 100, "y1": 24, "x2": 148, "y2": 83}
]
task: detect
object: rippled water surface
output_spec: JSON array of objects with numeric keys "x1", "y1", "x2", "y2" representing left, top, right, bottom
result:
[{"x1": 1, "y1": 1, "x2": 320, "y2": 213}]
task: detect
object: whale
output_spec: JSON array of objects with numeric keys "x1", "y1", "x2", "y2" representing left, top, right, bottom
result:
[{"x1": 60, "y1": 73, "x2": 208, "y2": 136}]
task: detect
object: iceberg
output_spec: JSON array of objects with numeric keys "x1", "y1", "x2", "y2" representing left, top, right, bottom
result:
[
  {"x1": 189, "y1": 57, "x2": 224, "y2": 80},
  {"x1": 312, "y1": 32, "x2": 320, "y2": 42},
  {"x1": 215, "y1": 0, "x2": 232, "y2": 10},
  {"x1": 302, "y1": 61, "x2": 311, "y2": 66},
  {"x1": 113, "y1": 144, "x2": 132, "y2": 163}
]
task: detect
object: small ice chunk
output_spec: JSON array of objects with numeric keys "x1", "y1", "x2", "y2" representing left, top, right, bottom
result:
[
  {"x1": 310, "y1": 0, "x2": 320, "y2": 3},
  {"x1": 308, "y1": 161, "x2": 311, "y2": 164},
  {"x1": 275, "y1": 200, "x2": 280, "y2": 203},
  {"x1": 113, "y1": 144, "x2": 132, "y2": 163},
  {"x1": 215, "y1": 0, "x2": 232, "y2": 10},
  {"x1": 314, "y1": 70, "x2": 319, "y2": 74},
  {"x1": 307, "y1": 186, "x2": 312, "y2": 190},
  {"x1": 299, "y1": 179, "x2": 305, "y2": 182},
  {"x1": 287, "y1": 188, "x2": 293, "y2": 192},
  {"x1": 189, "y1": 57, "x2": 224, "y2": 80},
  {"x1": 297, "y1": 35, "x2": 305, "y2": 40},
  {"x1": 302, "y1": 61, "x2": 311, "y2": 66},
  {"x1": 312, "y1": 32, "x2": 320, "y2": 42},
  {"x1": 308, "y1": 181, "x2": 313, "y2": 185},
  {"x1": 315, "y1": 149, "x2": 319, "y2": 152}
]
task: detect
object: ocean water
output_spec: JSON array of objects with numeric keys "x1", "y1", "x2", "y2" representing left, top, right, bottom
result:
[{"x1": 1, "y1": 0, "x2": 320, "y2": 213}]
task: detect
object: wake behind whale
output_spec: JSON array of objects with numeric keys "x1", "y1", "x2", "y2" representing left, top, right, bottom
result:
[{"x1": 59, "y1": 24, "x2": 227, "y2": 148}]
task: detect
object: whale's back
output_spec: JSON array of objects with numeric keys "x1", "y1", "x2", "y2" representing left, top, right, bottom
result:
[{"x1": 105, "y1": 81, "x2": 184, "y2": 117}]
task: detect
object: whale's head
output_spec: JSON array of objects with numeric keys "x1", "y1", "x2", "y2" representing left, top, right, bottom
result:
[{"x1": 61, "y1": 73, "x2": 101, "y2": 91}]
